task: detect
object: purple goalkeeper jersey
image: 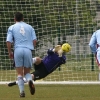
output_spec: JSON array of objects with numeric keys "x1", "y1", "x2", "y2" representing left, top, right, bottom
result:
[{"x1": 42, "y1": 49, "x2": 66, "y2": 73}]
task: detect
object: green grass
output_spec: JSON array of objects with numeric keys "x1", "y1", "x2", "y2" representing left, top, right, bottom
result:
[
  {"x1": 0, "y1": 57, "x2": 100, "y2": 100},
  {"x1": 0, "y1": 84, "x2": 100, "y2": 100}
]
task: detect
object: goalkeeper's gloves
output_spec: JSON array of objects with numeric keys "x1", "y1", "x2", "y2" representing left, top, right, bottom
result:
[{"x1": 53, "y1": 45, "x2": 63, "y2": 57}]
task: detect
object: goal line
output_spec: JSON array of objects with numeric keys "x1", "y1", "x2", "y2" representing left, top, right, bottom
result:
[{"x1": 1, "y1": 81, "x2": 100, "y2": 85}]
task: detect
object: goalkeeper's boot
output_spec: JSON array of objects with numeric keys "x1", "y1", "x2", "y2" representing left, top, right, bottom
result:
[
  {"x1": 20, "y1": 91, "x2": 25, "y2": 98},
  {"x1": 8, "y1": 81, "x2": 16, "y2": 87},
  {"x1": 28, "y1": 80, "x2": 35, "y2": 95}
]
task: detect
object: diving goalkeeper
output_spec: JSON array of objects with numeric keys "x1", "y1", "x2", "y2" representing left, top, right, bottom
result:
[{"x1": 8, "y1": 43, "x2": 71, "y2": 86}]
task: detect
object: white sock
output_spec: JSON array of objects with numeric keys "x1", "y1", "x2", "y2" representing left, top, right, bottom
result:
[
  {"x1": 24, "y1": 73, "x2": 32, "y2": 82},
  {"x1": 32, "y1": 58, "x2": 37, "y2": 64},
  {"x1": 23, "y1": 77, "x2": 27, "y2": 83},
  {"x1": 17, "y1": 76, "x2": 24, "y2": 93},
  {"x1": 16, "y1": 81, "x2": 18, "y2": 84},
  {"x1": 16, "y1": 77, "x2": 28, "y2": 84},
  {"x1": 16, "y1": 74, "x2": 33, "y2": 85}
]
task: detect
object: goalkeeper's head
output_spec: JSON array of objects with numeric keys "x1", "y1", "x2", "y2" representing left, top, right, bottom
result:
[{"x1": 61, "y1": 43, "x2": 71, "y2": 53}]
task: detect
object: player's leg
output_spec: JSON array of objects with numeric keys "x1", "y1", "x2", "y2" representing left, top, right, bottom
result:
[
  {"x1": 24, "y1": 48, "x2": 35, "y2": 95},
  {"x1": 31, "y1": 62, "x2": 49, "y2": 81},
  {"x1": 24, "y1": 68, "x2": 35, "y2": 95},
  {"x1": 16, "y1": 67, "x2": 25, "y2": 97},
  {"x1": 14, "y1": 48, "x2": 25, "y2": 97},
  {"x1": 7, "y1": 57, "x2": 38, "y2": 87},
  {"x1": 96, "y1": 51, "x2": 100, "y2": 80},
  {"x1": 8, "y1": 57, "x2": 41, "y2": 87},
  {"x1": 8, "y1": 57, "x2": 37, "y2": 86},
  {"x1": 8, "y1": 77, "x2": 27, "y2": 87},
  {"x1": 33, "y1": 57, "x2": 42, "y2": 65},
  {"x1": 33, "y1": 57, "x2": 42, "y2": 70}
]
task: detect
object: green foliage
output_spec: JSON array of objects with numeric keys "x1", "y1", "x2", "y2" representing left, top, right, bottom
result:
[{"x1": 0, "y1": 0, "x2": 96, "y2": 36}]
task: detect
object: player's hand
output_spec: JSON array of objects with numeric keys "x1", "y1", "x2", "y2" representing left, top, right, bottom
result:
[
  {"x1": 54, "y1": 45, "x2": 63, "y2": 57},
  {"x1": 57, "y1": 49, "x2": 63, "y2": 57},
  {"x1": 9, "y1": 52, "x2": 13, "y2": 59},
  {"x1": 54, "y1": 45, "x2": 61, "y2": 52}
]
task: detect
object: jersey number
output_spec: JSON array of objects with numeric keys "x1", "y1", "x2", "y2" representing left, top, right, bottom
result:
[{"x1": 20, "y1": 26, "x2": 25, "y2": 35}]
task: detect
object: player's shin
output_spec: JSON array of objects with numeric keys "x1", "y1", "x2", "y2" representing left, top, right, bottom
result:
[{"x1": 17, "y1": 76, "x2": 24, "y2": 94}]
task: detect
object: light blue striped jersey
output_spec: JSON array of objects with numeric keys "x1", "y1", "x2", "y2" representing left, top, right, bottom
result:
[
  {"x1": 89, "y1": 29, "x2": 100, "y2": 54},
  {"x1": 6, "y1": 21, "x2": 37, "y2": 50}
]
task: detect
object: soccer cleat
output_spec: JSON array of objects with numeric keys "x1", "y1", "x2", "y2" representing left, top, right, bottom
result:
[
  {"x1": 8, "y1": 81, "x2": 16, "y2": 87},
  {"x1": 28, "y1": 80, "x2": 35, "y2": 95},
  {"x1": 20, "y1": 91, "x2": 25, "y2": 97}
]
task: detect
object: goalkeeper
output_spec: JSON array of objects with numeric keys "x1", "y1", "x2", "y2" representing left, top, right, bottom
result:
[{"x1": 8, "y1": 43, "x2": 71, "y2": 86}]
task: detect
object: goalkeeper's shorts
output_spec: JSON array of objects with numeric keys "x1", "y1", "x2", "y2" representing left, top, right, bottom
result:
[{"x1": 31, "y1": 62, "x2": 49, "y2": 81}]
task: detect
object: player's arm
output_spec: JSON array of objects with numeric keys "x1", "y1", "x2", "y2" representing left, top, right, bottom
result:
[
  {"x1": 31, "y1": 27, "x2": 37, "y2": 47},
  {"x1": 89, "y1": 32, "x2": 97, "y2": 55},
  {"x1": 6, "y1": 41, "x2": 11, "y2": 54},
  {"x1": 47, "y1": 45, "x2": 62, "y2": 55},
  {"x1": 53, "y1": 43, "x2": 71, "y2": 57},
  {"x1": 6, "y1": 27, "x2": 14, "y2": 59},
  {"x1": 33, "y1": 39, "x2": 37, "y2": 47}
]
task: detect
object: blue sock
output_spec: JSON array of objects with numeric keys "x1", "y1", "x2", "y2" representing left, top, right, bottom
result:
[
  {"x1": 17, "y1": 76, "x2": 24, "y2": 93},
  {"x1": 24, "y1": 73, "x2": 32, "y2": 82}
]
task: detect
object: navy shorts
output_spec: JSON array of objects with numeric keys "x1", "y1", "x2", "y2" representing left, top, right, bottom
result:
[{"x1": 31, "y1": 61, "x2": 49, "y2": 81}]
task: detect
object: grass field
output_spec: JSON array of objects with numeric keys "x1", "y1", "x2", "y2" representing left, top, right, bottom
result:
[
  {"x1": 0, "y1": 57, "x2": 100, "y2": 100},
  {"x1": 0, "y1": 84, "x2": 100, "y2": 100}
]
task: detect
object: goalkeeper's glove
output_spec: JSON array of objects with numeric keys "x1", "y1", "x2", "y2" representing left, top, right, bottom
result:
[{"x1": 53, "y1": 45, "x2": 63, "y2": 57}]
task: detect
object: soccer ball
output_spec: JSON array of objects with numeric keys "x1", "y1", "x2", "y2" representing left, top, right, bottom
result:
[{"x1": 62, "y1": 43, "x2": 71, "y2": 52}]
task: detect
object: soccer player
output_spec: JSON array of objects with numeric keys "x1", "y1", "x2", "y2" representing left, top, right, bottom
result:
[
  {"x1": 89, "y1": 29, "x2": 100, "y2": 80},
  {"x1": 6, "y1": 12, "x2": 37, "y2": 97},
  {"x1": 8, "y1": 43, "x2": 71, "y2": 86}
]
